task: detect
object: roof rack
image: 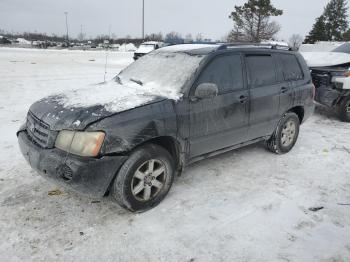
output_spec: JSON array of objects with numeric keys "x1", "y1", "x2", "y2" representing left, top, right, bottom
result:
[{"x1": 217, "y1": 43, "x2": 292, "y2": 51}]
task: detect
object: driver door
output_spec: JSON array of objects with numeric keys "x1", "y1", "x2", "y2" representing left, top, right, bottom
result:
[{"x1": 189, "y1": 53, "x2": 249, "y2": 158}]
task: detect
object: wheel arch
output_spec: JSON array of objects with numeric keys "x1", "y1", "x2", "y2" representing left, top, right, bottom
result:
[
  {"x1": 137, "y1": 136, "x2": 184, "y2": 173},
  {"x1": 288, "y1": 106, "x2": 305, "y2": 123},
  {"x1": 104, "y1": 135, "x2": 185, "y2": 196}
]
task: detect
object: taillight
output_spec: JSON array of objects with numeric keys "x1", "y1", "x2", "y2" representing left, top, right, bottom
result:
[
  {"x1": 312, "y1": 84, "x2": 316, "y2": 100},
  {"x1": 344, "y1": 71, "x2": 350, "y2": 77}
]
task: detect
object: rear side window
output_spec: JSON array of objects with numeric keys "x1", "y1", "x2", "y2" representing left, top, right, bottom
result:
[
  {"x1": 246, "y1": 55, "x2": 277, "y2": 87},
  {"x1": 197, "y1": 54, "x2": 244, "y2": 94},
  {"x1": 280, "y1": 54, "x2": 304, "y2": 81}
]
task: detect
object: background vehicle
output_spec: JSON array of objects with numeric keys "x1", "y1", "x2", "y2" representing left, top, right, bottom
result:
[
  {"x1": 17, "y1": 43, "x2": 314, "y2": 212},
  {"x1": 133, "y1": 41, "x2": 165, "y2": 60},
  {"x1": 301, "y1": 42, "x2": 350, "y2": 122}
]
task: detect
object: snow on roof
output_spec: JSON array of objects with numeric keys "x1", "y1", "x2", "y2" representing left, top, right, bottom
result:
[
  {"x1": 159, "y1": 44, "x2": 219, "y2": 52},
  {"x1": 142, "y1": 41, "x2": 163, "y2": 45},
  {"x1": 261, "y1": 41, "x2": 289, "y2": 47}
]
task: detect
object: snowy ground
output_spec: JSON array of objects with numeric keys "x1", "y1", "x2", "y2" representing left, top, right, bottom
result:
[{"x1": 0, "y1": 47, "x2": 350, "y2": 262}]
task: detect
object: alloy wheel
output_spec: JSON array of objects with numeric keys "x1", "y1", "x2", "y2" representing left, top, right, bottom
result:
[
  {"x1": 131, "y1": 159, "x2": 167, "y2": 202},
  {"x1": 281, "y1": 120, "x2": 296, "y2": 147}
]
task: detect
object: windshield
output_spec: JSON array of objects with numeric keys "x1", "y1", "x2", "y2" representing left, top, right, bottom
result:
[{"x1": 118, "y1": 51, "x2": 205, "y2": 99}]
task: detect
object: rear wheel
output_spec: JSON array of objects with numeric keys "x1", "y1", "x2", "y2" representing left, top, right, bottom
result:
[
  {"x1": 337, "y1": 96, "x2": 350, "y2": 122},
  {"x1": 266, "y1": 112, "x2": 300, "y2": 154},
  {"x1": 111, "y1": 144, "x2": 175, "y2": 212}
]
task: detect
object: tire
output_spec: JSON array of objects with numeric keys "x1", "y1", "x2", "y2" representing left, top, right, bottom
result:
[
  {"x1": 337, "y1": 96, "x2": 350, "y2": 122},
  {"x1": 111, "y1": 143, "x2": 175, "y2": 212},
  {"x1": 266, "y1": 112, "x2": 300, "y2": 154}
]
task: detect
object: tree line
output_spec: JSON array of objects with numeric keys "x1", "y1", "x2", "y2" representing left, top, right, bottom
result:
[
  {"x1": 304, "y1": 0, "x2": 349, "y2": 43},
  {"x1": 227, "y1": 0, "x2": 349, "y2": 45}
]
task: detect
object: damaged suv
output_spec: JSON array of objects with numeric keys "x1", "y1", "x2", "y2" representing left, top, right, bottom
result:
[
  {"x1": 301, "y1": 43, "x2": 350, "y2": 122},
  {"x1": 17, "y1": 44, "x2": 314, "y2": 212}
]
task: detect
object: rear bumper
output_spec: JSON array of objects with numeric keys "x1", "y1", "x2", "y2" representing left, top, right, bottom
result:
[
  {"x1": 17, "y1": 130, "x2": 128, "y2": 197},
  {"x1": 303, "y1": 102, "x2": 315, "y2": 123}
]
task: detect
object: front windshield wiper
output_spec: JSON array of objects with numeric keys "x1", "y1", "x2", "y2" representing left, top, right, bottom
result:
[
  {"x1": 114, "y1": 75, "x2": 123, "y2": 84},
  {"x1": 129, "y1": 78, "x2": 143, "y2": 86}
]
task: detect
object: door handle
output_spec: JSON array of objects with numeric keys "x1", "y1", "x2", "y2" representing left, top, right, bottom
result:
[
  {"x1": 239, "y1": 95, "x2": 248, "y2": 104},
  {"x1": 281, "y1": 87, "x2": 288, "y2": 93}
]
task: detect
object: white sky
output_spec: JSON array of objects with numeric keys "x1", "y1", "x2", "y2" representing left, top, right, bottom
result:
[{"x1": 0, "y1": 0, "x2": 335, "y2": 41}]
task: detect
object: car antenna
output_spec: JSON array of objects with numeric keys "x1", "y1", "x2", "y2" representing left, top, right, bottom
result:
[
  {"x1": 103, "y1": 25, "x2": 112, "y2": 83},
  {"x1": 103, "y1": 51, "x2": 109, "y2": 83}
]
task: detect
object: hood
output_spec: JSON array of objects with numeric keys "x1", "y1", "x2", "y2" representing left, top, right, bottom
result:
[
  {"x1": 29, "y1": 81, "x2": 168, "y2": 130},
  {"x1": 301, "y1": 52, "x2": 350, "y2": 67}
]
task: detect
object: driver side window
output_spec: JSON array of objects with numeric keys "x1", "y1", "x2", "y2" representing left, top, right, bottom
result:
[{"x1": 197, "y1": 54, "x2": 243, "y2": 95}]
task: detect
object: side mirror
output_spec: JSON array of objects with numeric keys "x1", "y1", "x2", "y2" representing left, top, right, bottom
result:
[{"x1": 194, "y1": 83, "x2": 219, "y2": 99}]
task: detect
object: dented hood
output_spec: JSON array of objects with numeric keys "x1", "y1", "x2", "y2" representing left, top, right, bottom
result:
[
  {"x1": 301, "y1": 52, "x2": 350, "y2": 67},
  {"x1": 29, "y1": 92, "x2": 165, "y2": 131},
  {"x1": 29, "y1": 97, "x2": 111, "y2": 130}
]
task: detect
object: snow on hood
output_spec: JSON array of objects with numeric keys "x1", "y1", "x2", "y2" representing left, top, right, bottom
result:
[
  {"x1": 301, "y1": 52, "x2": 350, "y2": 67},
  {"x1": 53, "y1": 80, "x2": 173, "y2": 113},
  {"x1": 32, "y1": 81, "x2": 168, "y2": 130}
]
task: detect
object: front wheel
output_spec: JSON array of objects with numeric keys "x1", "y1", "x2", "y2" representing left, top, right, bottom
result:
[
  {"x1": 337, "y1": 96, "x2": 350, "y2": 122},
  {"x1": 266, "y1": 112, "x2": 300, "y2": 154},
  {"x1": 111, "y1": 144, "x2": 175, "y2": 212}
]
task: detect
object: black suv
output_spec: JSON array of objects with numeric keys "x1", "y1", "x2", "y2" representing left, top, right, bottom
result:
[{"x1": 17, "y1": 44, "x2": 315, "y2": 212}]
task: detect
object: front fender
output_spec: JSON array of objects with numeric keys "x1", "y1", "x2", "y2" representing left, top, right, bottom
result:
[{"x1": 87, "y1": 100, "x2": 178, "y2": 154}]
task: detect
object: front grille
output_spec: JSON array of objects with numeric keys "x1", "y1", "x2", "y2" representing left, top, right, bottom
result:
[{"x1": 26, "y1": 112, "x2": 51, "y2": 148}]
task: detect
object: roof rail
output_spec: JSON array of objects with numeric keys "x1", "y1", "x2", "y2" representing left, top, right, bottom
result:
[{"x1": 217, "y1": 42, "x2": 292, "y2": 51}]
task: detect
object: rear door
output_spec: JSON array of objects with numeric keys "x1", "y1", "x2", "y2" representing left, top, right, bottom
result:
[
  {"x1": 244, "y1": 53, "x2": 281, "y2": 139},
  {"x1": 277, "y1": 53, "x2": 305, "y2": 113},
  {"x1": 189, "y1": 53, "x2": 249, "y2": 157}
]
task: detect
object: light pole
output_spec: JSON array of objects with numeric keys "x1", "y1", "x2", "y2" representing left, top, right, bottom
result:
[
  {"x1": 142, "y1": 0, "x2": 145, "y2": 39},
  {"x1": 64, "y1": 12, "x2": 69, "y2": 44}
]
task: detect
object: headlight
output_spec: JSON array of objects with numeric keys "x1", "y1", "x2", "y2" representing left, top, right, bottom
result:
[{"x1": 55, "y1": 130, "x2": 105, "y2": 157}]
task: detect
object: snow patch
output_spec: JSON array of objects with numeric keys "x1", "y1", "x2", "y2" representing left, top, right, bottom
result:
[{"x1": 73, "y1": 120, "x2": 81, "y2": 127}]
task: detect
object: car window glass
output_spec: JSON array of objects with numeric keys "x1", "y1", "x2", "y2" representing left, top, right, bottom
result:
[
  {"x1": 197, "y1": 54, "x2": 243, "y2": 94},
  {"x1": 246, "y1": 55, "x2": 277, "y2": 87},
  {"x1": 280, "y1": 54, "x2": 304, "y2": 81}
]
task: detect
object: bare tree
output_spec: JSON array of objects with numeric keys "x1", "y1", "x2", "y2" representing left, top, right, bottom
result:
[
  {"x1": 165, "y1": 32, "x2": 183, "y2": 44},
  {"x1": 288, "y1": 34, "x2": 304, "y2": 50}
]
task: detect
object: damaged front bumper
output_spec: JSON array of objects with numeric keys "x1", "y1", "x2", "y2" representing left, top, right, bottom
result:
[{"x1": 17, "y1": 130, "x2": 128, "y2": 197}]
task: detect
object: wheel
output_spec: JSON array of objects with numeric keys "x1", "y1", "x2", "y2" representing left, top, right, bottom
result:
[
  {"x1": 337, "y1": 96, "x2": 350, "y2": 122},
  {"x1": 111, "y1": 143, "x2": 175, "y2": 212},
  {"x1": 266, "y1": 112, "x2": 300, "y2": 154}
]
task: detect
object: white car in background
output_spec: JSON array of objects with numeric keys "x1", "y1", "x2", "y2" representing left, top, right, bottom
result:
[
  {"x1": 300, "y1": 42, "x2": 350, "y2": 122},
  {"x1": 133, "y1": 41, "x2": 165, "y2": 60}
]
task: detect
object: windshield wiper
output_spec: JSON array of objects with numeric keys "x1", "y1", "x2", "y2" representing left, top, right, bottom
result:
[
  {"x1": 114, "y1": 75, "x2": 123, "y2": 84},
  {"x1": 129, "y1": 78, "x2": 143, "y2": 86}
]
